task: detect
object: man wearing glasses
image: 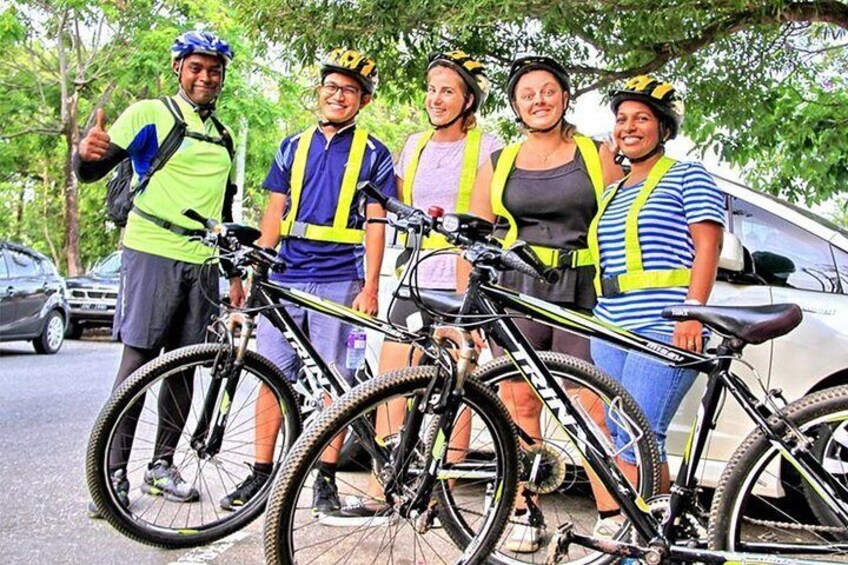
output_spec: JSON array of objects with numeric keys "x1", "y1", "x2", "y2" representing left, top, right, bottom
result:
[{"x1": 218, "y1": 49, "x2": 395, "y2": 515}]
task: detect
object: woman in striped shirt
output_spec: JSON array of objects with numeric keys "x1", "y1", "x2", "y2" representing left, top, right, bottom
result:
[{"x1": 588, "y1": 76, "x2": 725, "y2": 526}]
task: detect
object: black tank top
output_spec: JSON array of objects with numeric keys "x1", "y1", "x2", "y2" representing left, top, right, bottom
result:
[{"x1": 490, "y1": 145, "x2": 597, "y2": 309}]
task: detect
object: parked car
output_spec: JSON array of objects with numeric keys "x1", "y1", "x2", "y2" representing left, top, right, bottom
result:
[
  {"x1": 65, "y1": 251, "x2": 121, "y2": 339},
  {"x1": 66, "y1": 250, "x2": 231, "y2": 339},
  {"x1": 367, "y1": 174, "x2": 848, "y2": 492},
  {"x1": 0, "y1": 241, "x2": 69, "y2": 354},
  {"x1": 668, "y1": 175, "x2": 848, "y2": 493}
]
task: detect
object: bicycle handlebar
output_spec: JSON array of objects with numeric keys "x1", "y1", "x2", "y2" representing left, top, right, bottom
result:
[
  {"x1": 357, "y1": 182, "x2": 559, "y2": 284},
  {"x1": 182, "y1": 209, "x2": 284, "y2": 273}
]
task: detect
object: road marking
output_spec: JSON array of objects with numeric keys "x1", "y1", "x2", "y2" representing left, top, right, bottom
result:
[{"x1": 169, "y1": 531, "x2": 251, "y2": 564}]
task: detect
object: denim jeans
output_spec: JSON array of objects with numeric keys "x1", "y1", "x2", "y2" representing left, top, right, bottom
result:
[{"x1": 590, "y1": 331, "x2": 698, "y2": 463}]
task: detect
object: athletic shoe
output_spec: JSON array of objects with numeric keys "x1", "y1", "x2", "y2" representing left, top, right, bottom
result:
[
  {"x1": 319, "y1": 496, "x2": 395, "y2": 527},
  {"x1": 593, "y1": 515, "x2": 624, "y2": 539},
  {"x1": 220, "y1": 467, "x2": 270, "y2": 511},
  {"x1": 311, "y1": 468, "x2": 340, "y2": 515},
  {"x1": 140, "y1": 459, "x2": 200, "y2": 502},
  {"x1": 505, "y1": 509, "x2": 545, "y2": 553},
  {"x1": 88, "y1": 468, "x2": 130, "y2": 519}
]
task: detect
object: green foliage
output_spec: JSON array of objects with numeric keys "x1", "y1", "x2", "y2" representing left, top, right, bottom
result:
[{"x1": 233, "y1": 0, "x2": 848, "y2": 203}]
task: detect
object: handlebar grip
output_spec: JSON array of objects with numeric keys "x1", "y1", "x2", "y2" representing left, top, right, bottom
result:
[
  {"x1": 501, "y1": 244, "x2": 560, "y2": 284},
  {"x1": 357, "y1": 181, "x2": 415, "y2": 217},
  {"x1": 182, "y1": 208, "x2": 218, "y2": 231}
]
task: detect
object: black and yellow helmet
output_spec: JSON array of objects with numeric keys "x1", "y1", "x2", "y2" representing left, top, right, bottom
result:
[
  {"x1": 610, "y1": 75, "x2": 685, "y2": 139},
  {"x1": 321, "y1": 48, "x2": 378, "y2": 95},
  {"x1": 506, "y1": 55, "x2": 570, "y2": 100},
  {"x1": 427, "y1": 50, "x2": 491, "y2": 111}
]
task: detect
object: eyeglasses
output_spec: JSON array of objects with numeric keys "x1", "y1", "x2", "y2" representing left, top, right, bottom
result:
[{"x1": 321, "y1": 82, "x2": 361, "y2": 98}]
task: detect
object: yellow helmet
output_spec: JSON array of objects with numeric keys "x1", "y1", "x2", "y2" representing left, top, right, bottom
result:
[
  {"x1": 321, "y1": 48, "x2": 378, "y2": 95},
  {"x1": 427, "y1": 50, "x2": 491, "y2": 111},
  {"x1": 610, "y1": 75, "x2": 684, "y2": 139}
]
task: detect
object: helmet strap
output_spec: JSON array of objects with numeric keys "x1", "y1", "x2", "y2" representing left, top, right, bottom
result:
[
  {"x1": 174, "y1": 58, "x2": 221, "y2": 118},
  {"x1": 512, "y1": 100, "x2": 566, "y2": 134},
  {"x1": 626, "y1": 142, "x2": 664, "y2": 164},
  {"x1": 625, "y1": 122, "x2": 669, "y2": 164},
  {"x1": 319, "y1": 115, "x2": 357, "y2": 129},
  {"x1": 430, "y1": 110, "x2": 465, "y2": 131}
]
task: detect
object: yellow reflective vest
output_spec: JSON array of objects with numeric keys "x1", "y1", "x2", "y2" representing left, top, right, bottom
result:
[
  {"x1": 401, "y1": 128, "x2": 483, "y2": 249},
  {"x1": 489, "y1": 134, "x2": 603, "y2": 269},
  {"x1": 280, "y1": 125, "x2": 369, "y2": 245},
  {"x1": 587, "y1": 155, "x2": 692, "y2": 296}
]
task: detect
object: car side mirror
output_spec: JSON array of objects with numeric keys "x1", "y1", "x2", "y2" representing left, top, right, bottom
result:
[{"x1": 719, "y1": 231, "x2": 745, "y2": 272}]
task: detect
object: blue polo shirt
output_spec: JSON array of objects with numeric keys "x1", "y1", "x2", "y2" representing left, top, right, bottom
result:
[{"x1": 263, "y1": 124, "x2": 396, "y2": 283}]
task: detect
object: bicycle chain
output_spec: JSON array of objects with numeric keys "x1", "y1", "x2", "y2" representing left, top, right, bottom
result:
[{"x1": 742, "y1": 516, "x2": 847, "y2": 534}]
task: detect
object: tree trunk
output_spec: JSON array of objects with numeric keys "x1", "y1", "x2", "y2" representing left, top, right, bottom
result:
[{"x1": 63, "y1": 93, "x2": 82, "y2": 276}]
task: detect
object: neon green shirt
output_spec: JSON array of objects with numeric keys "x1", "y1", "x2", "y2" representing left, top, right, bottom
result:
[{"x1": 108, "y1": 95, "x2": 233, "y2": 263}]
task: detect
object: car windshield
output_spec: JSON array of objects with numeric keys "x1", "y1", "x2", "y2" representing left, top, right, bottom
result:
[{"x1": 92, "y1": 252, "x2": 121, "y2": 276}]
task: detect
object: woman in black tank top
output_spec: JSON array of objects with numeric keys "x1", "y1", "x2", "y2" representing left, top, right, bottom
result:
[{"x1": 460, "y1": 55, "x2": 622, "y2": 553}]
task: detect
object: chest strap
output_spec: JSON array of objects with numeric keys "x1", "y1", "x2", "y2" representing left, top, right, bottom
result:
[
  {"x1": 280, "y1": 125, "x2": 369, "y2": 245},
  {"x1": 489, "y1": 133, "x2": 603, "y2": 269},
  {"x1": 588, "y1": 155, "x2": 690, "y2": 296}
]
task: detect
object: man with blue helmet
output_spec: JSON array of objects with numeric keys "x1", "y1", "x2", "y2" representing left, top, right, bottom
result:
[{"x1": 76, "y1": 30, "x2": 242, "y2": 518}]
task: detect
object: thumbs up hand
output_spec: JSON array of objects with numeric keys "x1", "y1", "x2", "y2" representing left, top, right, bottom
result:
[{"x1": 79, "y1": 108, "x2": 112, "y2": 162}]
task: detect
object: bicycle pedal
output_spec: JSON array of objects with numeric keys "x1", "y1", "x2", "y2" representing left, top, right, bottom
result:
[{"x1": 545, "y1": 522, "x2": 573, "y2": 565}]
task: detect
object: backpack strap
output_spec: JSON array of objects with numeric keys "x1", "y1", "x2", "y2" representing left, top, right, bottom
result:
[{"x1": 132, "y1": 97, "x2": 188, "y2": 194}]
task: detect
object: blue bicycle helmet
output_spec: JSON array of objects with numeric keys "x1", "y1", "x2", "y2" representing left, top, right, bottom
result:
[{"x1": 171, "y1": 31, "x2": 234, "y2": 66}]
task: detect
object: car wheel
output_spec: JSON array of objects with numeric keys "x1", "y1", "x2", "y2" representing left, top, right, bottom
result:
[
  {"x1": 33, "y1": 311, "x2": 65, "y2": 354},
  {"x1": 66, "y1": 320, "x2": 84, "y2": 340}
]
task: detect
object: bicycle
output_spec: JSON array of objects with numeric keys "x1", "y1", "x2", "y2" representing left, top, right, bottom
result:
[
  {"x1": 264, "y1": 182, "x2": 847, "y2": 565},
  {"x1": 261, "y1": 185, "x2": 663, "y2": 564},
  {"x1": 85, "y1": 212, "x2": 474, "y2": 548}
]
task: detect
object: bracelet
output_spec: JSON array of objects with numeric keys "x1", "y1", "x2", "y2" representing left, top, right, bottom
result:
[
  {"x1": 362, "y1": 287, "x2": 379, "y2": 299},
  {"x1": 684, "y1": 298, "x2": 703, "y2": 306}
]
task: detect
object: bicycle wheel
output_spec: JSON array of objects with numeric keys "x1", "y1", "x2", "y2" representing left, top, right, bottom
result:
[
  {"x1": 436, "y1": 351, "x2": 661, "y2": 565},
  {"x1": 263, "y1": 365, "x2": 519, "y2": 565},
  {"x1": 86, "y1": 343, "x2": 302, "y2": 548},
  {"x1": 709, "y1": 385, "x2": 848, "y2": 560}
]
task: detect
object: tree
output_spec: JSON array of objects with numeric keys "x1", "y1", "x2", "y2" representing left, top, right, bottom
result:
[
  {"x1": 234, "y1": 0, "x2": 848, "y2": 203},
  {"x1": 0, "y1": 1, "x2": 164, "y2": 274},
  {"x1": 0, "y1": 1, "x2": 428, "y2": 273}
]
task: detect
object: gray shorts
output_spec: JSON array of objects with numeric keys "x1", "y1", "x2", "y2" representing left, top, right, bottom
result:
[
  {"x1": 257, "y1": 279, "x2": 363, "y2": 385},
  {"x1": 113, "y1": 248, "x2": 218, "y2": 350}
]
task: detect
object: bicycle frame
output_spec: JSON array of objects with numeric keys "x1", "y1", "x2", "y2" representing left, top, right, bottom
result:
[{"x1": 457, "y1": 269, "x2": 848, "y2": 562}]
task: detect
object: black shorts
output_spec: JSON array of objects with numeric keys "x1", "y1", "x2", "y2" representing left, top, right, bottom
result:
[
  {"x1": 114, "y1": 248, "x2": 218, "y2": 350},
  {"x1": 385, "y1": 286, "x2": 458, "y2": 343}
]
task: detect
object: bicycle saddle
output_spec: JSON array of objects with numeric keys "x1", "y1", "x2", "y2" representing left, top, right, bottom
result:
[
  {"x1": 662, "y1": 303, "x2": 802, "y2": 345},
  {"x1": 396, "y1": 287, "x2": 464, "y2": 316}
]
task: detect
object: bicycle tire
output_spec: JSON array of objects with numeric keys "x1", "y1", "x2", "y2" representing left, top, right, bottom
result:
[
  {"x1": 709, "y1": 385, "x2": 848, "y2": 559},
  {"x1": 86, "y1": 343, "x2": 302, "y2": 548},
  {"x1": 436, "y1": 351, "x2": 661, "y2": 565},
  {"x1": 263, "y1": 365, "x2": 520, "y2": 565}
]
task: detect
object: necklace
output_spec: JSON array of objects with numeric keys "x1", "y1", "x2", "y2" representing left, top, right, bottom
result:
[{"x1": 528, "y1": 142, "x2": 561, "y2": 165}]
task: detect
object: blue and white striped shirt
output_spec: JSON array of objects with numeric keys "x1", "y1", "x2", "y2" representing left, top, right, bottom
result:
[{"x1": 594, "y1": 161, "x2": 726, "y2": 335}]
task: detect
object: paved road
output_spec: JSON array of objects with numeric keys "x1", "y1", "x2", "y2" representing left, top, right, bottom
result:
[{"x1": 0, "y1": 338, "x2": 264, "y2": 564}]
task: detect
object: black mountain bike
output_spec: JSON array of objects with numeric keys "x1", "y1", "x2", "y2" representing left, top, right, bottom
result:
[
  {"x1": 263, "y1": 182, "x2": 848, "y2": 565},
  {"x1": 85, "y1": 212, "x2": 465, "y2": 548}
]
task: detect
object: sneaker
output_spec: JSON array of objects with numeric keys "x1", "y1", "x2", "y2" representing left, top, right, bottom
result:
[
  {"x1": 88, "y1": 469, "x2": 130, "y2": 519},
  {"x1": 505, "y1": 509, "x2": 545, "y2": 553},
  {"x1": 220, "y1": 467, "x2": 270, "y2": 511},
  {"x1": 311, "y1": 468, "x2": 340, "y2": 516},
  {"x1": 593, "y1": 515, "x2": 625, "y2": 539},
  {"x1": 140, "y1": 459, "x2": 200, "y2": 502},
  {"x1": 319, "y1": 496, "x2": 395, "y2": 527}
]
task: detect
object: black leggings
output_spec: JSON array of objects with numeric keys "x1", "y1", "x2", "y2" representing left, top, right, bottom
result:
[{"x1": 107, "y1": 345, "x2": 194, "y2": 472}]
